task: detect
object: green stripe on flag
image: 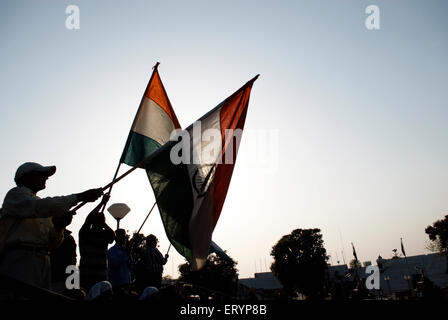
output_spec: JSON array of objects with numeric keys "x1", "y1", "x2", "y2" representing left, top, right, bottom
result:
[
  {"x1": 121, "y1": 131, "x2": 161, "y2": 167},
  {"x1": 145, "y1": 142, "x2": 195, "y2": 263}
]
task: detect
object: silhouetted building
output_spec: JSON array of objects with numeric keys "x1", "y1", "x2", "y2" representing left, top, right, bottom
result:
[
  {"x1": 378, "y1": 253, "x2": 448, "y2": 298},
  {"x1": 238, "y1": 272, "x2": 283, "y2": 299},
  {"x1": 328, "y1": 253, "x2": 448, "y2": 300}
]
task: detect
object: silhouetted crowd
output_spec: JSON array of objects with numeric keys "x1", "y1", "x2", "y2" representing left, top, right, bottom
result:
[{"x1": 0, "y1": 162, "x2": 171, "y2": 301}]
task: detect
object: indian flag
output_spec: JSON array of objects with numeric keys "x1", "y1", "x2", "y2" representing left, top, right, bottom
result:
[
  {"x1": 145, "y1": 75, "x2": 259, "y2": 269},
  {"x1": 121, "y1": 63, "x2": 181, "y2": 166}
]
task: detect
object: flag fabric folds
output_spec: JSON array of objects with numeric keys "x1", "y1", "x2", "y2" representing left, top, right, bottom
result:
[
  {"x1": 145, "y1": 76, "x2": 258, "y2": 269},
  {"x1": 121, "y1": 64, "x2": 181, "y2": 167}
]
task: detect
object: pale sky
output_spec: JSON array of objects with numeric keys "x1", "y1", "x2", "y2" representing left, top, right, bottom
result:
[{"x1": 0, "y1": 0, "x2": 447, "y2": 279}]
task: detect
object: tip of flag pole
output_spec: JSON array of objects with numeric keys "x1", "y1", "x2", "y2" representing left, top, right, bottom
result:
[
  {"x1": 246, "y1": 74, "x2": 260, "y2": 86},
  {"x1": 153, "y1": 62, "x2": 160, "y2": 70}
]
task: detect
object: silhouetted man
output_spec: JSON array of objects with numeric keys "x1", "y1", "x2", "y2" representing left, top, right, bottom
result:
[
  {"x1": 50, "y1": 229, "x2": 77, "y2": 293},
  {"x1": 0, "y1": 162, "x2": 103, "y2": 290},
  {"x1": 108, "y1": 229, "x2": 132, "y2": 293},
  {"x1": 79, "y1": 196, "x2": 115, "y2": 292},
  {"x1": 144, "y1": 234, "x2": 168, "y2": 289}
]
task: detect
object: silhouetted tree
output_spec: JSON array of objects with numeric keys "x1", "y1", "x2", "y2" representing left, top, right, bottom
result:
[
  {"x1": 349, "y1": 259, "x2": 362, "y2": 269},
  {"x1": 270, "y1": 228, "x2": 329, "y2": 300},
  {"x1": 425, "y1": 215, "x2": 448, "y2": 272},
  {"x1": 178, "y1": 254, "x2": 238, "y2": 296},
  {"x1": 391, "y1": 248, "x2": 400, "y2": 259}
]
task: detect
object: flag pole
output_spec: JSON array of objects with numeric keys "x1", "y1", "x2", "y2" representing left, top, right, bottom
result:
[
  {"x1": 101, "y1": 142, "x2": 164, "y2": 189},
  {"x1": 99, "y1": 62, "x2": 162, "y2": 212},
  {"x1": 71, "y1": 146, "x2": 161, "y2": 212},
  {"x1": 137, "y1": 202, "x2": 157, "y2": 234},
  {"x1": 351, "y1": 242, "x2": 360, "y2": 287},
  {"x1": 402, "y1": 238, "x2": 412, "y2": 293},
  {"x1": 166, "y1": 243, "x2": 172, "y2": 256},
  {"x1": 99, "y1": 163, "x2": 122, "y2": 213}
]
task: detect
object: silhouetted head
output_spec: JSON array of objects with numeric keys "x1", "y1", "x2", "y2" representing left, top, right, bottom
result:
[
  {"x1": 146, "y1": 234, "x2": 158, "y2": 248},
  {"x1": 138, "y1": 286, "x2": 159, "y2": 301},
  {"x1": 115, "y1": 229, "x2": 127, "y2": 246},
  {"x1": 86, "y1": 281, "x2": 113, "y2": 301},
  {"x1": 15, "y1": 162, "x2": 56, "y2": 193}
]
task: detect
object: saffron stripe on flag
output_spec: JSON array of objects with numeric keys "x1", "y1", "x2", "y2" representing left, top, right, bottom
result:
[{"x1": 121, "y1": 65, "x2": 181, "y2": 167}]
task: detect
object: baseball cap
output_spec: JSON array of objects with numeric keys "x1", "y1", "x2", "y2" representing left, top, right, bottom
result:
[{"x1": 14, "y1": 162, "x2": 56, "y2": 182}]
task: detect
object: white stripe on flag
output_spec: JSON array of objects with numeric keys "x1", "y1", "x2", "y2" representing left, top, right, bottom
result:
[
  {"x1": 132, "y1": 97, "x2": 176, "y2": 145},
  {"x1": 186, "y1": 106, "x2": 222, "y2": 269},
  {"x1": 186, "y1": 106, "x2": 221, "y2": 215}
]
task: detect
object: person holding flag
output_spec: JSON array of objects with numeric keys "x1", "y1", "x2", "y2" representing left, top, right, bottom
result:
[
  {"x1": 0, "y1": 162, "x2": 103, "y2": 290},
  {"x1": 79, "y1": 195, "x2": 116, "y2": 292},
  {"x1": 143, "y1": 234, "x2": 168, "y2": 290}
]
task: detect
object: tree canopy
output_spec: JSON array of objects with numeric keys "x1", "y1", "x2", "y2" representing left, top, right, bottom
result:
[
  {"x1": 425, "y1": 215, "x2": 448, "y2": 255},
  {"x1": 425, "y1": 215, "x2": 448, "y2": 272},
  {"x1": 270, "y1": 228, "x2": 329, "y2": 299},
  {"x1": 349, "y1": 259, "x2": 362, "y2": 269},
  {"x1": 178, "y1": 253, "x2": 238, "y2": 297}
]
